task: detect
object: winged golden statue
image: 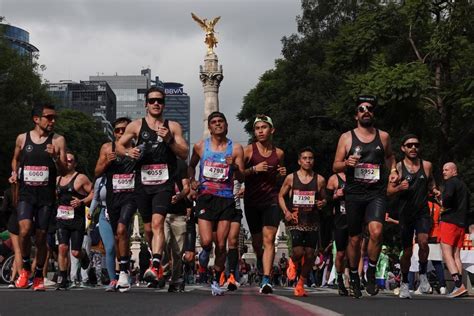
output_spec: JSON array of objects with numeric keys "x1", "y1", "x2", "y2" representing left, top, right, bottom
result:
[{"x1": 191, "y1": 12, "x2": 221, "y2": 54}]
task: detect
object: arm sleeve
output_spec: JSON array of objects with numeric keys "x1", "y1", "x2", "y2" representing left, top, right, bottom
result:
[{"x1": 89, "y1": 179, "x2": 102, "y2": 214}]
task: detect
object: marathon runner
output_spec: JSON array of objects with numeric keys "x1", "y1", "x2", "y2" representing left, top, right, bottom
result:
[
  {"x1": 279, "y1": 147, "x2": 326, "y2": 297},
  {"x1": 188, "y1": 111, "x2": 245, "y2": 296},
  {"x1": 116, "y1": 86, "x2": 188, "y2": 284},
  {"x1": 56, "y1": 151, "x2": 93, "y2": 290},
  {"x1": 9, "y1": 103, "x2": 67, "y2": 291},
  {"x1": 243, "y1": 114, "x2": 286, "y2": 294},
  {"x1": 95, "y1": 117, "x2": 136, "y2": 292},
  {"x1": 387, "y1": 134, "x2": 440, "y2": 298},
  {"x1": 333, "y1": 95, "x2": 398, "y2": 298}
]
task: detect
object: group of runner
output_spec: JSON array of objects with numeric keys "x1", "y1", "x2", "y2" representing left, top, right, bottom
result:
[{"x1": 5, "y1": 89, "x2": 471, "y2": 299}]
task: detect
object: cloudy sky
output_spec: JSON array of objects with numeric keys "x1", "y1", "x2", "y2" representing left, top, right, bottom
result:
[{"x1": 1, "y1": 0, "x2": 301, "y2": 145}]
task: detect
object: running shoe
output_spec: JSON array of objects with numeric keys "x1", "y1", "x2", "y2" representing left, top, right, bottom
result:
[
  {"x1": 198, "y1": 249, "x2": 210, "y2": 268},
  {"x1": 349, "y1": 275, "x2": 362, "y2": 299},
  {"x1": 106, "y1": 279, "x2": 118, "y2": 292},
  {"x1": 286, "y1": 258, "x2": 297, "y2": 281},
  {"x1": 439, "y1": 286, "x2": 447, "y2": 295},
  {"x1": 80, "y1": 281, "x2": 94, "y2": 288},
  {"x1": 144, "y1": 266, "x2": 159, "y2": 282},
  {"x1": 8, "y1": 281, "x2": 15, "y2": 289},
  {"x1": 146, "y1": 280, "x2": 158, "y2": 288},
  {"x1": 219, "y1": 272, "x2": 226, "y2": 287},
  {"x1": 417, "y1": 274, "x2": 432, "y2": 294},
  {"x1": 117, "y1": 271, "x2": 131, "y2": 293},
  {"x1": 15, "y1": 269, "x2": 31, "y2": 289},
  {"x1": 365, "y1": 269, "x2": 378, "y2": 296},
  {"x1": 227, "y1": 273, "x2": 239, "y2": 291},
  {"x1": 294, "y1": 282, "x2": 307, "y2": 297},
  {"x1": 259, "y1": 276, "x2": 273, "y2": 294},
  {"x1": 211, "y1": 281, "x2": 224, "y2": 296},
  {"x1": 337, "y1": 276, "x2": 349, "y2": 296},
  {"x1": 399, "y1": 283, "x2": 411, "y2": 299},
  {"x1": 56, "y1": 281, "x2": 68, "y2": 291},
  {"x1": 33, "y1": 277, "x2": 46, "y2": 291},
  {"x1": 447, "y1": 284, "x2": 468, "y2": 298}
]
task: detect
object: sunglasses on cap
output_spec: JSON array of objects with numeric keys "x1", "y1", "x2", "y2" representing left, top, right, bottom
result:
[
  {"x1": 404, "y1": 142, "x2": 420, "y2": 149},
  {"x1": 114, "y1": 127, "x2": 126, "y2": 134},
  {"x1": 253, "y1": 114, "x2": 273, "y2": 127},
  {"x1": 357, "y1": 105, "x2": 374, "y2": 113},
  {"x1": 41, "y1": 114, "x2": 57, "y2": 121},
  {"x1": 147, "y1": 98, "x2": 165, "y2": 105}
]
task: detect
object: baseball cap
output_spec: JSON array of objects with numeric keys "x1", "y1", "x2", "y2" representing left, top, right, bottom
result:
[{"x1": 253, "y1": 114, "x2": 273, "y2": 128}]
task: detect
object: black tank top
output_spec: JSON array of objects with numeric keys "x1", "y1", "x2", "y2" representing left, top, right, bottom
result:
[
  {"x1": 398, "y1": 160, "x2": 429, "y2": 216},
  {"x1": 334, "y1": 174, "x2": 347, "y2": 229},
  {"x1": 135, "y1": 118, "x2": 177, "y2": 193},
  {"x1": 244, "y1": 143, "x2": 280, "y2": 207},
  {"x1": 106, "y1": 142, "x2": 136, "y2": 205},
  {"x1": 19, "y1": 131, "x2": 57, "y2": 205},
  {"x1": 56, "y1": 173, "x2": 86, "y2": 229},
  {"x1": 287, "y1": 172, "x2": 320, "y2": 232},
  {"x1": 344, "y1": 129, "x2": 386, "y2": 200}
]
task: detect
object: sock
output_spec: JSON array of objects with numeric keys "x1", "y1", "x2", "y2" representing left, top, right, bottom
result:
[
  {"x1": 349, "y1": 268, "x2": 359, "y2": 281},
  {"x1": 452, "y1": 273, "x2": 462, "y2": 288},
  {"x1": 263, "y1": 274, "x2": 270, "y2": 283},
  {"x1": 60, "y1": 270, "x2": 68, "y2": 284},
  {"x1": 119, "y1": 256, "x2": 130, "y2": 272},
  {"x1": 297, "y1": 276, "x2": 306, "y2": 286},
  {"x1": 228, "y1": 248, "x2": 238, "y2": 274},
  {"x1": 367, "y1": 259, "x2": 376, "y2": 278},
  {"x1": 215, "y1": 270, "x2": 222, "y2": 283},
  {"x1": 257, "y1": 255, "x2": 263, "y2": 273},
  {"x1": 22, "y1": 256, "x2": 31, "y2": 271},
  {"x1": 337, "y1": 273, "x2": 344, "y2": 283},
  {"x1": 402, "y1": 272, "x2": 409, "y2": 283},
  {"x1": 419, "y1": 261, "x2": 427, "y2": 275},
  {"x1": 34, "y1": 266, "x2": 43, "y2": 278},
  {"x1": 152, "y1": 254, "x2": 162, "y2": 268},
  {"x1": 115, "y1": 271, "x2": 120, "y2": 280}
]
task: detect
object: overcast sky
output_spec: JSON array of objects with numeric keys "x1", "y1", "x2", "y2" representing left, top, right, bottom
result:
[{"x1": 1, "y1": 0, "x2": 301, "y2": 145}]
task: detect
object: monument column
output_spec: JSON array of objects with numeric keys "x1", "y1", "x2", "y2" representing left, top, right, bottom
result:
[{"x1": 199, "y1": 53, "x2": 223, "y2": 137}]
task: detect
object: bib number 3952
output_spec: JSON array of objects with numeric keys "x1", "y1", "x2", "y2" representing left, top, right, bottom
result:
[
  {"x1": 354, "y1": 163, "x2": 380, "y2": 183},
  {"x1": 141, "y1": 164, "x2": 169, "y2": 185}
]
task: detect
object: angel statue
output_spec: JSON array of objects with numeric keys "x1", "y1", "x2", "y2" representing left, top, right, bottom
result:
[{"x1": 191, "y1": 13, "x2": 221, "y2": 55}]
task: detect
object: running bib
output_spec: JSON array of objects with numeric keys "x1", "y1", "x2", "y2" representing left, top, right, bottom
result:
[
  {"x1": 354, "y1": 163, "x2": 380, "y2": 183},
  {"x1": 141, "y1": 164, "x2": 169, "y2": 185},
  {"x1": 202, "y1": 161, "x2": 229, "y2": 182},
  {"x1": 293, "y1": 190, "x2": 316, "y2": 207},
  {"x1": 340, "y1": 201, "x2": 346, "y2": 215},
  {"x1": 112, "y1": 173, "x2": 135, "y2": 192},
  {"x1": 56, "y1": 205, "x2": 74, "y2": 220},
  {"x1": 23, "y1": 165, "x2": 49, "y2": 186}
]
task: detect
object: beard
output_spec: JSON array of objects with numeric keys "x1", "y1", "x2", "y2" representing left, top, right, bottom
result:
[{"x1": 359, "y1": 116, "x2": 374, "y2": 127}]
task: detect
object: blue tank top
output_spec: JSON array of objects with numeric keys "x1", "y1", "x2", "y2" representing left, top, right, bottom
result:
[{"x1": 199, "y1": 138, "x2": 234, "y2": 198}]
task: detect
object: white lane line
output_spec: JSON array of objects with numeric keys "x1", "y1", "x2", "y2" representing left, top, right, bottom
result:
[{"x1": 272, "y1": 294, "x2": 343, "y2": 316}]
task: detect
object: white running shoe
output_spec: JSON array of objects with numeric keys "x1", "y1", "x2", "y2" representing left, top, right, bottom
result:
[
  {"x1": 117, "y1": 271, "x2": 131, "y2": 293},
  {"x1": 211, "y1": 281, "x2": 224, "y2": 296},
  {"x1": 399, "y1": 283, "x2": 412, "y2": 299},
  {"x1": 439, "y1": 286, "x2": 447, "y2": 295},
  {"x1": 417, "y1": 274, "x2": 432, "y2": 294}
]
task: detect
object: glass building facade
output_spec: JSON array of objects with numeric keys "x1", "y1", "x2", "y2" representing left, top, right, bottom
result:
[
  {"x1": 163, "y1": 82, "x2": 191, "y2": 146},
  {"x1": 0, "y1": 23, "x2": 39, "y2": 58}
]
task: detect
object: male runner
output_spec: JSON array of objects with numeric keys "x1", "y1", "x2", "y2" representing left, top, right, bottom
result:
[
  {"x1": 327, "y1": 172, "x2": 349, "y2": 296},
  {"x1": 56, "y1": 151, "x2": 93, "y2": 290},
  {"x1": 333, "y1": 95, "x2": 398, "y2": 297},
  {"x1": 243, "y1": 114, "x2": 286, "y2": 293},
  {"x1": 279, "y1": 147, "x2": 326, "y2": 297},
  {"x1": 116, "y1": 86, "x2": 188, "y2": 283},
  {"x1": 9, "y1": 103, "x2": 67, "y2": 291},
  {"x1": 188, "y1": 111, "x2": 245, "y2": 296},
  {"x1": 95, "y1": 117, "x2": 136, "y2": 292},
  {"x1": 387, "y1": 134, "x2": 440, "y2": 298}
]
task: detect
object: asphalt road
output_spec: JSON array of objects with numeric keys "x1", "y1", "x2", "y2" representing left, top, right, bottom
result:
[{"x1": 0, "y1": 284, "x2": 472, "y2": 316}]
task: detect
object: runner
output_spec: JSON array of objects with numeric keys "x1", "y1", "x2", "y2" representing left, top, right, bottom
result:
[
  {"x1": 327, "y1": 172, "x2": 349, "y2": 296},
  {"x1": 116, "y1": 86, "x2": 188, "y2": 285},
  {"x1": 243, "y1": 114, "x2": 286, "y2": 294},
  {"x1": 9, "y1": 103, "x2": 67, "y2": 291},
  {"x1": 333, "y1": 95, "x2": 398, "y2": 298},
  {"x1": 56, "y1": 151, "x2": 93, "y2": 290},
  {"x1": 95, "y1": 117, "x2": 136, "y2": 292},
  {"x1": 188, "y1": 111, "x2": 245, "y2": 296},
  {"x1": 279, "y1": 147, "x2": 326, "y2": 297},
  {"x1": 387, "y1": 134, "x2": 440, "y2": 298}
]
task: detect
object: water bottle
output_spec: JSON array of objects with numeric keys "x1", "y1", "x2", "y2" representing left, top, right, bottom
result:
[{"x1": 136, "y1": 143, "x2": 146, "y2": 161}]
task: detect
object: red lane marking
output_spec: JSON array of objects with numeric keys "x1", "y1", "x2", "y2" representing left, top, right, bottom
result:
[
  {"x1": 268, "y1": 296, "x2": 320, "y2": 316},
  {"x1": 240, "y1": 292, "x2": 267, "y2": 316},
  {"x1": 174, "y1": 293, "x2": 225, "y2": 316}
]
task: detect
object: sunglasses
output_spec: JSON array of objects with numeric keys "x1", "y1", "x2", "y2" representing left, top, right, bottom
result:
[
  {"x1": 114, "y1": 127, "x2": 126, "y2": 134},
  {"x1": 404, "y1": 143, "x2": 420, "y2": 149},
  {"x1": 147, "y1": 98, "x2": 165, "y2": 105},
  {"x1": 357, "y1": 105, "x2": 374, "y2": 113},
  {"x1": 41, "y1": 114, "x2": 57, "y2": 121}
]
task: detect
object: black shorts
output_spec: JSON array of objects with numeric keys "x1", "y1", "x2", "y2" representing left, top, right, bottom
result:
[
  {"x1": 232, "y1": 208, "x2": 243, "y2": 224},
  {"x1": 334, "y1": 227, "x2": 349, "y2": 251},
  {"x1": 17, "y1": 201, "x2": 54, "y2": 231},
  {"x1": 136, "y1": 190, "x2": 172, "y2": 223},
  {"x1": 400, "y1": 214, "x2": 432, "y2": 248},
  {"x1": 196, "y1": 195, "x2": 235, "y2": 222},
  {"x1": 345, "y1": 195, "x2": 386, "y2": 237},
  {"x1": 244, "y1": 204, "x2": 281, "y2": 235},
  {"x1": 290, "y1": 229, "x2": 319, "y2": 249},
  {"x1": 57, "y1": 227, "x2": 84, "y2": 251},
  {"x1": 108, "y1": 200, "x2": 136, "y2": 234}
]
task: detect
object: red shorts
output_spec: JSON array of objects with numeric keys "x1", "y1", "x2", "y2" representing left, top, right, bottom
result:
[{"x1": 439, "y1": 222, "x2": 465, "y2": 248}]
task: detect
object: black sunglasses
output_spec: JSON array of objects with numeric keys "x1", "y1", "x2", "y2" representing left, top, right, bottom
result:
[
  {"x1": 147, "y1": 98, "x2": 165, "y2": 105},
  {"x1": 404, "y1": 143, "x2": 420, "y2": 149},
  {"x1": 114, "y1": 127, "x2": 126, "y2": 134},
  {"x1": 41, "y1": 114, "x2": 57, "y2": 121},
  {"x1": 357, "y1": 105, "x2": 374, "y2": 113}
]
